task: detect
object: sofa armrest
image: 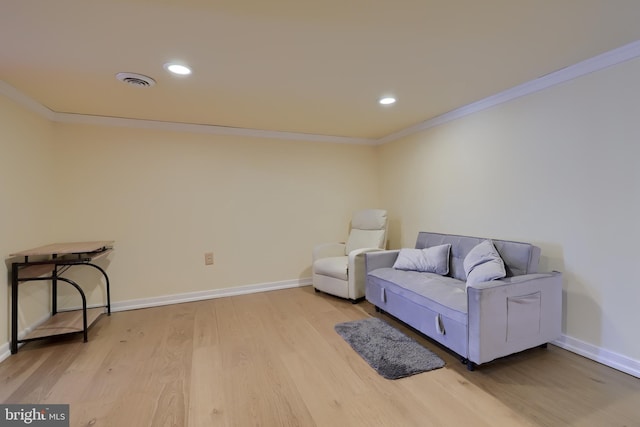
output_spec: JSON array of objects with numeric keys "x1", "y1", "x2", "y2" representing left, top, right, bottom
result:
[
  {"x1": 467, "y1": 271, "x2": 562, "y2": 365},
  {"x1": 364, "y1": 250, "x2": 400, "y2": 274},
  {"x1": 312, "y1": 242, "x2": 345, "y2": 262},
  {"x1": 466, "y1": 272, "x2": 560, "y2": 290},
  {"x1": 347, "y1": 248, "x2": 386, "y2": 299}
]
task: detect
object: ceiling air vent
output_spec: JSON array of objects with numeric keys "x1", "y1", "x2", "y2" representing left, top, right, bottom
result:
[{"x1": 115, "y1": 72, "x2": 156, "y2": 87}]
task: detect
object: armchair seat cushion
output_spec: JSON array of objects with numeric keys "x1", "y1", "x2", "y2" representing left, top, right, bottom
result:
[{"x1": 314, "y1": 256, "x2": 348, "y2": 281}]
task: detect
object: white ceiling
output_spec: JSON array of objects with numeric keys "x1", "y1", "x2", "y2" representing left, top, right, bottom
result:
[{"x1": 2, "y1": 0, "x2": 640, "y2": 140}]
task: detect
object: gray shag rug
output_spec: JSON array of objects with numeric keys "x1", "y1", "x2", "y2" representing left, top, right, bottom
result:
[{"x1": 335, "y1": 317, "x2": 445, "y2": 379}]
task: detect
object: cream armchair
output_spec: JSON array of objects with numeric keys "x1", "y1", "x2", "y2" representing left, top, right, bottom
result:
[{"x1": 312, "y1": 209, "x2": 388, "y2": 302}]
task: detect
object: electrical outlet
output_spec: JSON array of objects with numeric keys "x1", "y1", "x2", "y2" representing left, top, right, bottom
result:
[{"x1": 204, "y1": 252, "x2": 214, "y2": 265}]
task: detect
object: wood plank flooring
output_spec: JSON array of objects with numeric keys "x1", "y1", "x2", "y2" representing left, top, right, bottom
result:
[
  {"x1": 23, "y1": 308, "x2": 105, "y2": 340},
  {"x1": 1, "y1": 286, "x2": 638, "y2": 426}
]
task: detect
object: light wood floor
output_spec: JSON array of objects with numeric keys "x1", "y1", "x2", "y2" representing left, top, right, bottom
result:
[{"x1": 1, "y1": 286, "x2": 638, "y2": 427}]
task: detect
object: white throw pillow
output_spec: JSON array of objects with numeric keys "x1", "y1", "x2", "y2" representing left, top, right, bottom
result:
[
  {"x1": 392, "y1": 244, "x2": 451, "y2": 275},
  {"x1": 463, "y1": 240, "x2": 506, "y2": 287}
]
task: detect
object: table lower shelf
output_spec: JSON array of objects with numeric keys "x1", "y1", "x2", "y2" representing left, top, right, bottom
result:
[{"x1": 22, "y1": 307, "x2": 105, "y2": 341}]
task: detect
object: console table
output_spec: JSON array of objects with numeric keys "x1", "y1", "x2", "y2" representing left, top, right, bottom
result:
[{"x1": 9, "y1": 241, "x2": 114, "y2": 354}]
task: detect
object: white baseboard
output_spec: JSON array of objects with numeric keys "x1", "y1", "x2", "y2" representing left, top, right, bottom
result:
[
  {"x1": 0, "y1": 343, "x2": 8, "y2": 364},
  {"x1": 552, "y1": 335, "x2": 640, "y2": 378},
  {"x1": 111, "y1": 277, "x2": 312, "y2": 312},
  {"x1": 0, "y1": 277, "x2": 312, "y2": 363},
  {"x1": 0, "y1": 312, "x2": 51, "y2": 363}
]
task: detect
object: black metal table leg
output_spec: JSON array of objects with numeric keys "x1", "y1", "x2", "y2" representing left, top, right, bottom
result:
[
  {"x1": 57, "y1": 277, "x2": 88, "y2": 342},
  {"x1": 85, "y1": 263, "x2": 111, "y2": 315},
  {"x1": 10, "y1": 265, "x2": 19, "y2": 354}
]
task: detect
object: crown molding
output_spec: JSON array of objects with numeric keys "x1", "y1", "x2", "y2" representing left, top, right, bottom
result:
[
  {"x1": 376, "y1": 38, "x2": 640, "y2": 145},
  {"x1": 0, "y1": 79, "x2": 375, "y2": 145},
  {"x1": 53, "y1": 112, "x2": 376, "y2": 145},
  {"x1": 0, "y1": 80, "x2": 55, "y2": 120},
  {"x1": 3, "y1": 39, "x2": 640, "y2": 146}
]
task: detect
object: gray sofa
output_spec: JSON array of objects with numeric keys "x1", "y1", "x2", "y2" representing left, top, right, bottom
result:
[{"x1": 365, "y1": 232, "x2": 562, "y2": 370}]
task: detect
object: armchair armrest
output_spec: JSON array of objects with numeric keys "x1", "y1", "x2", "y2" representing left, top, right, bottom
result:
[
  {"x1": 347, "y1": 248, "x2": 387, "y2": 299},
  {"x1": 312, "y1": 242, "x2": 345, "y2": 262},
  {"x1": 467, "y1": 271, "x2": 562, "y2": 365},
  {"x1": 363, "y1": 250, "x2": 400, "y2": 274}
]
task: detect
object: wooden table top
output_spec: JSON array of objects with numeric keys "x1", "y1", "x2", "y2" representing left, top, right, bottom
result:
[{"x1": 10, "y1": 241, "x2": 114, "y2": 257}]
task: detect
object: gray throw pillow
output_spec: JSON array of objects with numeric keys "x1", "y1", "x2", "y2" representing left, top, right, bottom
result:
[
  {"x1": 392, "y1": 244, "x2": 451, "y2": 275},
  {"x1": 463, "y1": 240, "x2": 506, "y2": 287}
]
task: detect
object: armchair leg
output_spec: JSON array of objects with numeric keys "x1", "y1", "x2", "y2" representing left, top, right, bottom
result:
[{"x1": 314, "y1": 287, "x2": 320, "y2": 293}]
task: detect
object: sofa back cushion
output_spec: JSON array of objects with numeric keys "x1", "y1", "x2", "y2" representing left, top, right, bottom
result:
[{"x1": 414, "y1": 232, "x2": 540, "y2": 281}]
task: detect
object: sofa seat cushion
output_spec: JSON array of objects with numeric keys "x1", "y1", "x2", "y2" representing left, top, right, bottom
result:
[
  {"x1": 368, "y1": 268, "x2": 467, "y2": 324},
  {"x1": 314, "y1": 256, "x2": 348, "y2": 280}
]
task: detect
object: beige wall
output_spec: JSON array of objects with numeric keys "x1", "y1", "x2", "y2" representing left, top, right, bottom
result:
[
  {"x1": 1, "y1": 94, "x2": 56, "y2": 347},
  {"x1": 3, "y1": 56, "x2": 639, "y2": 369},
  {"x1": 1, "y1": 93, "x2": 380, "y2": 353},
  {"x1": 378, "y1": 57, "x2": 640, "y2": 361},
  {"x1": 49, "y1": 123, "x2": 380, "y2": 306}
]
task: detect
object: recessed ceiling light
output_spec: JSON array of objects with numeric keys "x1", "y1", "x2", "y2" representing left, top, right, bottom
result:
[
  {"x1": 164, "y1": 63, "x2": 192, "y2": 75},
  {"x1": 379, "y1": 97, "x2": 396, "y2": 105}
]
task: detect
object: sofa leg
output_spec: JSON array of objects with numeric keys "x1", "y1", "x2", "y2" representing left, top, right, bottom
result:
[
  {"x1": 540, "y1": 343, "x2": 548, "y2": 349},
  {"x1": 375, "y1": 306, "x2": 380, "y2": 312},
  {"x1": 314, "y1": 287, "x2": 320, "y2": 293},
  {"x1": 351, "y1": 299, "x2": 358, "y2": 304},
  {"x1": 460, "y1": 357, "x2": 475, "y2": 371}
]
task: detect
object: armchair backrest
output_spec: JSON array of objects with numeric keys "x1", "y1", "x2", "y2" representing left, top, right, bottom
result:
[{"x1": 345, "y1": 209, "x2": 388, "y2": 254}]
